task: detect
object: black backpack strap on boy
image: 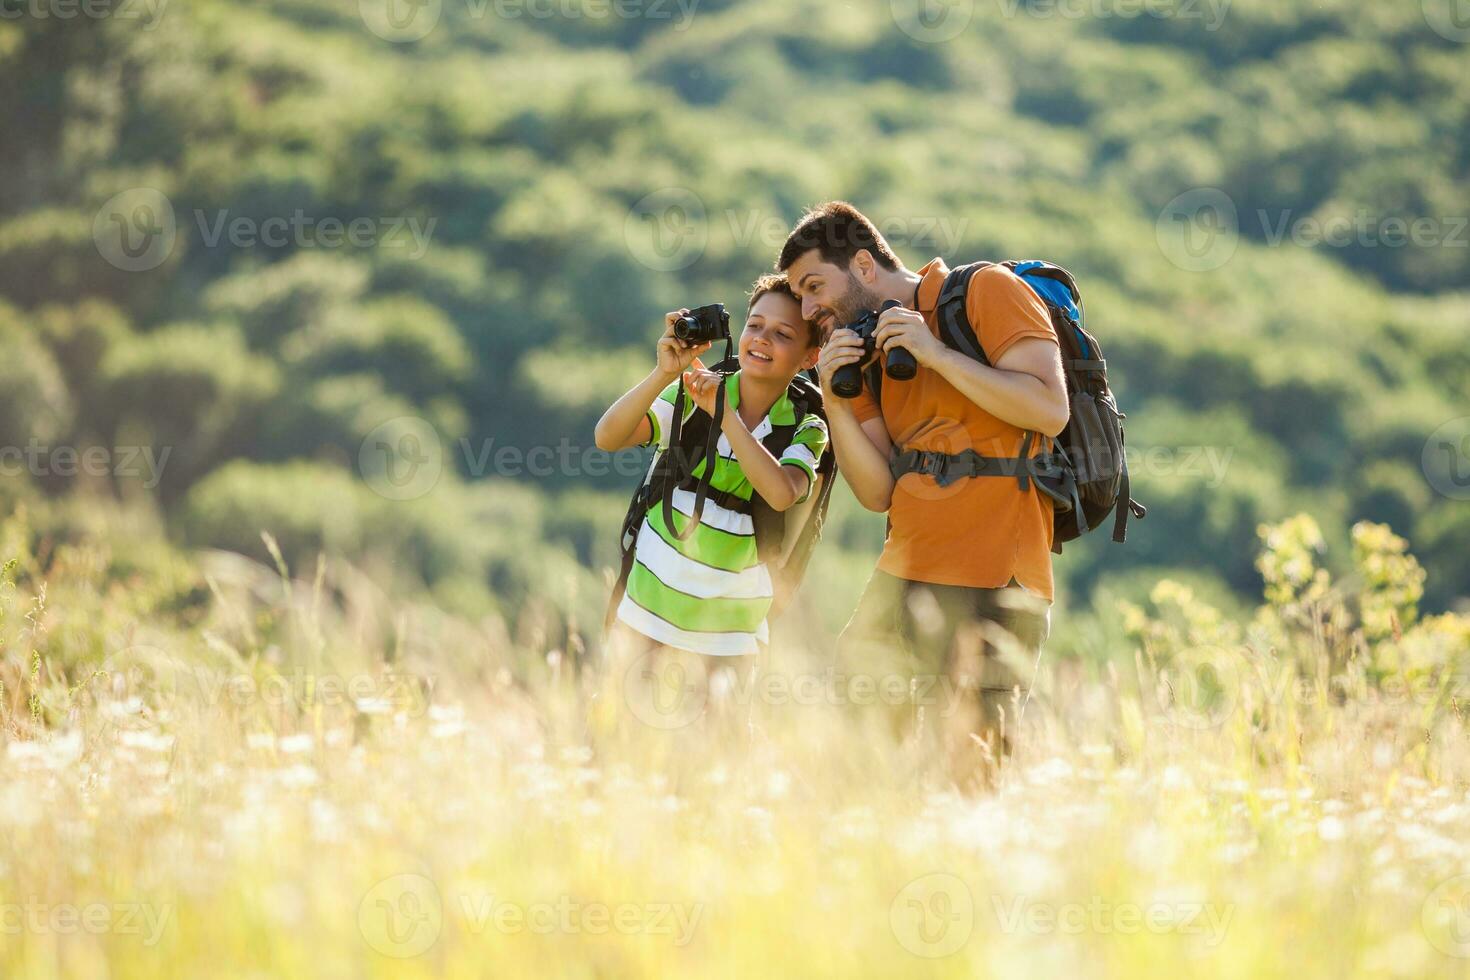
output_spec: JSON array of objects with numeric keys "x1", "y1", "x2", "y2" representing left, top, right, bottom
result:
[{"x1": 886, "y1": 259, "x2": 1145, "y2": 552}]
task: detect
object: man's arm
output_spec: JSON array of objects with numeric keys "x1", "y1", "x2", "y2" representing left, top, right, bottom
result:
[
  {"x1": 816, "y1": 329, "x2": 895, "y2": 512},
  {"x1": 928, "y1": 337, "x2": 1068, "y2": 437},
  {"x1": 873, "y1": 271, "x2": 1068, "y2": 436}
]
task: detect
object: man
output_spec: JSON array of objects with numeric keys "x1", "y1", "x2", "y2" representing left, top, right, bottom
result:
[{"x1": 778, "y1": 201, "x2": 1068, "y2": 786}]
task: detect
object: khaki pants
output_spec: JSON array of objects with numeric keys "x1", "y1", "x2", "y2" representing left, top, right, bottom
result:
[{"x1": 837, "y1": 571, "x2": 1049, "y2": 788}]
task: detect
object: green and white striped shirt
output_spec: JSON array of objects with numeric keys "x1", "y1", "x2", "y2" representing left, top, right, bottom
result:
[{"x1": 616, "y1": 374, "x2": 829, "y2": 657}]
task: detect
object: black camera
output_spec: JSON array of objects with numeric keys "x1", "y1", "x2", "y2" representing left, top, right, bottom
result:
[
  {"x1": 831, "y1": 300, "x2": 918, "y2": 399},
  {"x1": 673, "y1": 304, "x2": 730, "y2": 345}
]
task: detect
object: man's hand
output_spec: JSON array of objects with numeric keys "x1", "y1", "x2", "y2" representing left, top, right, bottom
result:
[
  {"x1": 680, "y1": 367, "x2": 728, "y2": 417},
  {"x1": 874, "y1": 307, "x2": 945, "y2": 367},
  {"x1": 816, "y1": 328, "x2": 873, "y2": 400},
  {"x1": 656, "y1": 309, "x2": 713, "y2": 378}
]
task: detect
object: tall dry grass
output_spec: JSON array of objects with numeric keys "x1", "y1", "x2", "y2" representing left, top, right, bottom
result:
[{"x1": 2, "y1": 513, "x2": 1468, "y2": 978}]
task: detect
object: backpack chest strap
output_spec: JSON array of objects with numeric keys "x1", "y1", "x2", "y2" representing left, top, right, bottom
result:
[
  {"x1": 890, "y1": 447, "x2": 1067, "y2": 490},
  {"x1": 673, "y1": 475, "x2": 754, "y2": 515}
]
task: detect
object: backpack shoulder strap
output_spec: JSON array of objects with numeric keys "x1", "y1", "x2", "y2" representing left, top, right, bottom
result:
[{"x1": 936, "y1": 261, "x2": 994, "y2": 367}]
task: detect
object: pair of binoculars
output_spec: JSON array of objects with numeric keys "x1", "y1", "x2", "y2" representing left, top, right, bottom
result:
[{"x1": 831, "y1": 300, "x2": 917, "y2": 398}]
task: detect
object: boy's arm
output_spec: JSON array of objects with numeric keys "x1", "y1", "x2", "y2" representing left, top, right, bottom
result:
[
  {"x1": 594, "y1": 311, "x2": 712, "y2": 452},
  {"x1": 717, "y1": 408, "x2": 810, "y2": 513},
  {"x1": 681, "y1": 370, "x2": 826, "y2": 513},
  {"x1": 594, "y1": 367, "x2": 675, "y2": 452}
]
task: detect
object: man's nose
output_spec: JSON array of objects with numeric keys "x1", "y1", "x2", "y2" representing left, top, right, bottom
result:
[{"x1": 802, "y1": 297, "x2": 818, "y2": 320}]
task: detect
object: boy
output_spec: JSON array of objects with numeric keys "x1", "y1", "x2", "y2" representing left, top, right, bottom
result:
[{"x1": 594, "y1": 273, "x2": 829, "y2": 694}]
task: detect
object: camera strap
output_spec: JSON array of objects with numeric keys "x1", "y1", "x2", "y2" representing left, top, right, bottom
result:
[{"x1": 662, "y1": 339, "x2": 733, "y2": 542}]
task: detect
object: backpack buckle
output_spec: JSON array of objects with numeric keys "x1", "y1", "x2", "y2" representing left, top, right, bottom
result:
[{"x1": 913, "y1": 451, "x2": 949, "y2": 483}]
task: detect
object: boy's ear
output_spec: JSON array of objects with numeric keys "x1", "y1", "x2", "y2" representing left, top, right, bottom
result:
[{"x1": 800, "y1": 345, "x2": 821, "y2": 371}]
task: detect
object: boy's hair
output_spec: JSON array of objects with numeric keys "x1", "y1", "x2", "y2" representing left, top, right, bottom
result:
[
  {"x1": 776, "y1": 201, "x2": 901, "y2": 276},
  {"x1": 747, "y1": 271, "x2": 821, "y2": 346}
]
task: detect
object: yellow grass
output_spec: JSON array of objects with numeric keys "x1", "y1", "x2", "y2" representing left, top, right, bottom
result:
[{"x1": 2, "y1": 516, "x2": 1469, "y2": 979}]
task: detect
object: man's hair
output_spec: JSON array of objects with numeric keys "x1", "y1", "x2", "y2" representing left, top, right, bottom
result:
[
  {"x1": 776, "y1": 201, "x2": 901, "y2": 275},
  {"x1": 747, "y1": 271, "x2": 821, "y2": 346}
]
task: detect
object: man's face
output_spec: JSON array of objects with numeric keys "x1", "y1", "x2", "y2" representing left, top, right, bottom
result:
[{"x1": 786, "y1": 250, "x2": 882, "y2": 337}]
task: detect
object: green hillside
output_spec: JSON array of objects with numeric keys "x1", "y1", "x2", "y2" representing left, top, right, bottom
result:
[{"x1": 1, "y1": 0, "x2": 1466, "y2": 647}]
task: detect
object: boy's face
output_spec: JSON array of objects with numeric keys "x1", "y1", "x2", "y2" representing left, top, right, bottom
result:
[{"x1": 738, "y1": 292, "x2": 819, "y2": 382}]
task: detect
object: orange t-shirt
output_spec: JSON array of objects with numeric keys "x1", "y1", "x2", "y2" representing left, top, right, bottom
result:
[{"x1": 852, "y1": 259, "x2": 1059, "y2": 599}]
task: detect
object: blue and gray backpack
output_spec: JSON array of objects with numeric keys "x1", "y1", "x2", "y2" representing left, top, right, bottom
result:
[{"x1": 882, "y1": 259, "x2": 1146, "y2": 553}]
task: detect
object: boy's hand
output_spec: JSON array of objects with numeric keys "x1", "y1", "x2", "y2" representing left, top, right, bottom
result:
[
  {"x1": 681, "y1": 368, "x2": 730, "y2": 418},
  {"x1": 657, "y1": 310, "x2": 713, "y2": 378}
]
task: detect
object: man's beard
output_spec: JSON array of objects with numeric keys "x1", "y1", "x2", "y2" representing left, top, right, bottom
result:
[{"x1": 827, "y1": 273, "x2": 883, "y2": 330}]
